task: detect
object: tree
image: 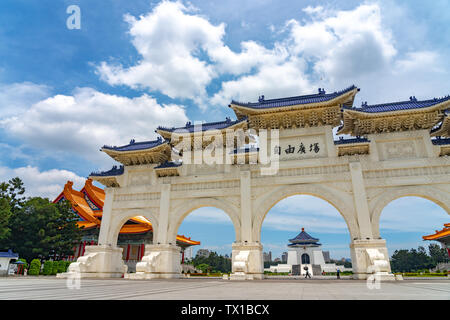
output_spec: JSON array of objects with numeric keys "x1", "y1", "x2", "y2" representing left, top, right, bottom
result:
[
  {"x1": 428, "y1": 243, "x2": 449, "y2": 265},
  {"x1": 0, "y1": 198, "x2": 11, "y2": 249},
  {"x1": 8, "y1": 197, "x2": 83, "y2": 262}
]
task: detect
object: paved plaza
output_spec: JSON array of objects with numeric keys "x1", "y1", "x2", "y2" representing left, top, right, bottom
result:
[{"x1": 0, "y1": 277, "x2": 449, "y2": 300}]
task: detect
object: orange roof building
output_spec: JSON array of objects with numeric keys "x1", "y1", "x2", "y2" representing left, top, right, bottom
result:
[
  {"x1": 423, "y1": 223, "x2": 450, "y2": 259},
  {"x1": 54, "y1": 179, "x2": 199, "y2": 265}
]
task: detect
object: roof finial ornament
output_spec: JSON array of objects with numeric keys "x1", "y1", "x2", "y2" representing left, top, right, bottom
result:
[
  {"x1": 318, "y1": 88, "x2": 325, "y2": 95},
  {"x1": 225, "y1": 117, "x2": 231, "y2": 123},
  {"x1": 157, "y1": 136, "x2": 162, "y2": 142},
  {"x1": 302, "y1": 227, "x2": 305, "y2": 232},
  {"x1": 185, "y1": 121, "x2": 192, "y2": 127},
  {"x1": 258, "y1": 95, "x2": 265, "y2": 102},
  {"x1": 362, "y1": 101, "x2": 368, "y2": 107},
  {"x1": 129, "y1": 139, "x2": 135, "y2": 144},
  {"x1": 410, "y1": 96, "x2": 417, "y2": 102}
]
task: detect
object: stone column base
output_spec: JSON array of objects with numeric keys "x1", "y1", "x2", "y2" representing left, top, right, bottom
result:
[
  {"x1": 124, "y1": 244, "x2": 181, "y2": 280},
  {"x1": 350, "y1": 239, "x2": 395, "y2": 281},
  {"x1": 230, "y1": 242, "x2": 263, "y2": 280},
  {"x1": 57, "y1": 245, "x2": 127, "y2": 279}
]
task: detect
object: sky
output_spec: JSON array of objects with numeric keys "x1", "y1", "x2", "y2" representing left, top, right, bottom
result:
[{"x1": 0, "y1": 0, "x2": 449, "y2": 260}]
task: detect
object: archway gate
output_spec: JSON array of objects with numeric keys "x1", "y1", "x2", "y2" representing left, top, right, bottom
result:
[{"x1": 63, "y1": 86, "x2": 450, "y2": 280}]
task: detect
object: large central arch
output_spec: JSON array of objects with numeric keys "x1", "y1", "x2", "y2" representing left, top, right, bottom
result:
[{"x1": 253, "y1": 183, "x2": 359, "y2": 242}]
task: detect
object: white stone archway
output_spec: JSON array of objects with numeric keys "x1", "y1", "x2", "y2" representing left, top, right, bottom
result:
[{"x1": 61, "y1": 87, "x2": 450, "y2": 281}]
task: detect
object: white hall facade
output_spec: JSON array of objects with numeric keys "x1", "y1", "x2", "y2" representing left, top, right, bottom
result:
[{"x1": 60, "y1": 86, "x2": 450, "y2": 280}]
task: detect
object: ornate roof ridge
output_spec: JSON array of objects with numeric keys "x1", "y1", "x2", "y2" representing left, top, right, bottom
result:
[
  {"x1": 344, "y1": 95, "x2": 450, "y2": 113},
  {"x1": 90, "y1": 165, "x2": 124, "y2": 177},
  {"x1": 156, "y1": 117, "x2": 248, "y2": 132},
  {"x1": 102, "y1": 137, "x2": 165, "y2": 151},
  {"x1": 230, "y1": 85, "x2": 358, "y2": 107}
]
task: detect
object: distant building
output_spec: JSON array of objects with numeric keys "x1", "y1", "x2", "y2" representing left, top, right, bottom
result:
[
  {"x1": 196, "y1": 249, "x2": 211, "y2": 258},
  {"x1": 274, "y1": 258, "x2": 281, "y2": 263},
  {"x1": 266, "y1": 228, "x2": 352, "y2": 275},
  {"x1": 0, "y1": 250, "x2": 19, "y2": 277},
  {"x1": 281, "y1": 252, "x2": 288, "y2": 263},
  {"x1": 323, "y1": 251, "x2": 331, "y2": 263},
  {"x1": 263, "y1": 251, "x2": 272, "y2": 262}
]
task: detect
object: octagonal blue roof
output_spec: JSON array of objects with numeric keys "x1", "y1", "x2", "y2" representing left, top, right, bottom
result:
[{"x1": 289, "y1": 228, "x2": 320, "y2": 244}]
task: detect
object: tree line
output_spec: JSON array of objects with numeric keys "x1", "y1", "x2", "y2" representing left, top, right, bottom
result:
[
  {"x1": 390, "y1": 244, "x2": 449, "y2": 273},
  {"x1": 186, "y1": 251, "x2": 232, "y2": 273},
  {"x1": 0, "y1": 177, "x2": 83, "y2": 263}
]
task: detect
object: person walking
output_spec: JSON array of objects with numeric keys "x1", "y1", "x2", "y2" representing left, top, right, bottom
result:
[
  {"x1": 304, "y1": 266, "x2": 311, "y2": 279},
  {"x1": 336, "y1": 268, "x2": 340, "y2": 279}
]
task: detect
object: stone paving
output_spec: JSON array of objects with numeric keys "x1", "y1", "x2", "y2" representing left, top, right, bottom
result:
[{"x1": 0, "y1": 277, "x2": 449, "y2": 300}]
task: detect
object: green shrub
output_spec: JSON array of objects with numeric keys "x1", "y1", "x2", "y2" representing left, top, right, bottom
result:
[
  {"x1": 42, "y1": 261, "x2": 53, "y2": 275},
  {"x1": 57, "y1": 261, "x2": 66, "y2": 273},
  {"x1": 51, "y1": 261, "x2": 59, "y2": 275},
  {"x1": 28, "y1": 259, "x2": 41, "y2": 276}
]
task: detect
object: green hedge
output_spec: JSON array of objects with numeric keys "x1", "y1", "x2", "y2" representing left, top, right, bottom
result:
[
  {"x1": 28, "y1": 259, "x2": 41, "y2": 276},
  {"x1": 43, "y1": 261, "x2": 53, "y2": 275},
  {"x1": 51, "y1": 261, "x2": 59, "y2": 275},
  {"x1": 57, "y1": 261, "x2": 66, "y2": 273}
]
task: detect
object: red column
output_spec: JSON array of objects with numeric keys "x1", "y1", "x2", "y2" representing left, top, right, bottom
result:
[
  {"x1": 447, "y1": 248, "x2": 450, "y2": 259},
  {"x1": 181, "y1": 250, "x2": 185, "y2": 264},
  {"x1": 140, "y1": 244, "x2": 145, "y2": 260},
  {"x1": 81, "y1": 241, "x2": 86, "y2": 256},
  {"x1": 126, "y1": 244, "x2": 130, "y2": 262}
]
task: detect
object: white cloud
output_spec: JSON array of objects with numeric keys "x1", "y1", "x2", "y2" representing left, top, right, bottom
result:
[
  {"x1": 0, "y1": 82, "x2": 51, "y2": 117},
  {"x1": 0, "y1": 87, "x2": 188, "y2": 164},
  {"x1": 262, "y1": 195, "x2": 349, "y2": 234},
  {"x1": 97, "y1": 1, "x2": 223, "y2": 103},
  {"x1": 0, "y1": 165, "x2": 85, "y2": 200},
  {"x1": 97, "y1": 1, "x2": 449, "y2": 110},
  {"x1": 380, "y1": 197, "x2": 449, "y2": 233}
]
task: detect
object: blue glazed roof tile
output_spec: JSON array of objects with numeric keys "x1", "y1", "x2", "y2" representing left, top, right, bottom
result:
[
  {"x1": 289, "y1": 228, "x2": 320, "y2": 243},
  {"x1": 102, "y1": 137, "x2": 166, "y2": 152},
  {"x1": 157, "y1": 117, "x2": 248, "y2": 133},
  {"x1": 334, "y1": 137, "x2": 370, "y2": 145},
  {"x1": 0, "y1": 250, "x2": 19, "y2": 258},
  {"x1": 90, "y1": 165, "x2": 124, "y2": 177},
  {"x1": 345, "y1": 95, "x2": 450, "y2": 114},
  {"x1": 154, "y1": 161, "x2": 182, "y2": 169},
  {"x1": 230, "y1": 86, "x2": 358, "y2": 109},
  {"x1": 432, "y1": 138, "x2": 450, "y2": 146}
]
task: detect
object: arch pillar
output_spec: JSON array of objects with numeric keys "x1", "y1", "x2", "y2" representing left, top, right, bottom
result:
[
  {"x1": 127, "y1": 184, "x2": 181, "y2": 279},
  {"x1": 230, "y1": 171, "x2": 264, "y2": 280},
  {"x1": 57, "y1": 188, "x2": 127, "y2": 278}
]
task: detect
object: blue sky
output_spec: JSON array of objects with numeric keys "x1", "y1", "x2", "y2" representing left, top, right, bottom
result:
[{"x1": 0, "y1": 0, "x2": 449, "y2": 259}]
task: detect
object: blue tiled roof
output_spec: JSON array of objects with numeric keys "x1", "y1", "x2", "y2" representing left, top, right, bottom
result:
[
  {"x1": 230, "y1": 86, "x2": 358, "y2": 109},
  {"x1": 0, "y1": 250, "x2": 19, "y2": 258},
  {"x1": 231, "y1": 147, "x2": 259, "y2": 154},
  {"x1": 345, "y1": 95, "x2": 450, "y2": 114},
  {"x1": 289, "y1": 228, "x2": 319, "y2": 243},
  {"x1": 157, "y1": 117, "x2": 247, "y2": 133},
  {"x1": 432, "y1": 138, "x2": 450, "y2": 146},
  {"x1": 90, "y1": 165, "x2": 124, "y2": 177},
  {"x1": 102, "y1": 137, "x2": 166, "y2": 152},
  {"x1": 334, "y1": 137, "x2": 370, "y2": 145},
  {"x1": 154, "y1": 161, "x2": 182, "y2": 169},
  {"x1": 288, "y1": 242, "x2": 321, "y2": 247}
]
